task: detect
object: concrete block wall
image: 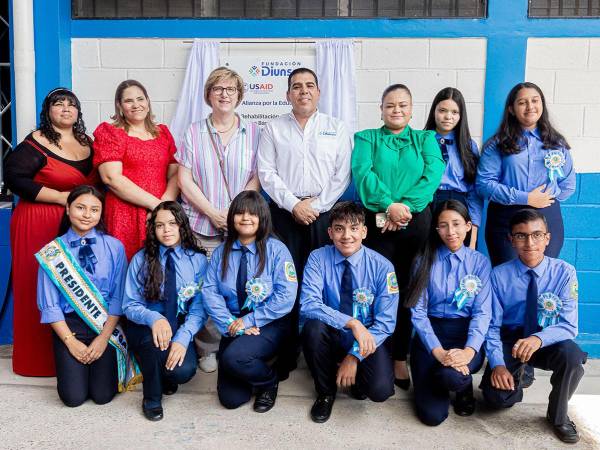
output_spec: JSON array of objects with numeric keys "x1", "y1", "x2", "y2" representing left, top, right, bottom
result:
[
  {"x1": 72, "y1": 38, "x2": 486, "y2": 142},
  {"x1": 71, "y1": 37, "x2": 597, "y2": 338},
  {"x1": 526, "y1": 39, "x2": 600, "y2": 338}
]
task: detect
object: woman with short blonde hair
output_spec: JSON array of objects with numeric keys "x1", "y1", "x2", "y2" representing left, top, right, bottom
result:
[{"x1": 177, "y1": 66, "x2": 261, "y2": 373}]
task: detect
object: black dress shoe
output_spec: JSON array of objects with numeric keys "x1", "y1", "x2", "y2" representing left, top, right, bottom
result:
[
  {"x1": 453, "y1": 386, "x2": 476, "y2": 417},
  {"x1": 310, "y1": 395, "x2": 335, "y2": 423},
  {"x1": 142, "y1": 402, "x2": 164, "y2": 422},
  {"x1": 162, "y1": 381, "x2": 178, "y2": 396},
  {"x1": 253, "y1": 382, "x2": 278, "y2": 413},
  {"x1": 394, "y1": 378, "x2": 410, "y2": 391},
  {"x1": 350, "y1": 384, "x2": 367, "y2": 401},
  {"x1": 547, "y1": 412, "x2": 580, "y2": 444},
  {"x1": 552, "y1": 421, "x2": 580, "y2": 444},
  {"x1": 519, "y1": 365, "x2": 535, "y2": 389}
]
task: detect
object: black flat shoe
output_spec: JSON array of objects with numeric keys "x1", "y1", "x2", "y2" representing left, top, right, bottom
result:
[
  {"x1": 453, "y1": 386, "x2": 476, "y2": 417},
  {"x1": 350, "y1": 384, "x2": 367, "y2": 401},
  {"x1": 310, "y1": 395, "x2": 335, "y2": 423},
  {"x1": 253, "y1": 382, "x2": 278, "y2": 413},
  {"x1": 162, "y1": 381, "x2": 178, "y2": 396},
  {"x1": 142, "y1": 402, "x2": 164, "y2": 421},
  {"x1": 519, "y1": 365, "x2": 535, "y2": 389},
  {"x1": 394, "y1": 378, "x2": 410, "y2": 391},
  {"x1": 547, "y1": 412, "x2": 580, "y2": 444},
  {"x1": 552, "y1": 421, "x2": 580, "y2": 444}
]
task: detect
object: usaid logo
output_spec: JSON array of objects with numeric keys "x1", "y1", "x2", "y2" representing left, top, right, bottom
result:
[{"x1": 244, "y1": 82, "x2": 274, "y2": 93}]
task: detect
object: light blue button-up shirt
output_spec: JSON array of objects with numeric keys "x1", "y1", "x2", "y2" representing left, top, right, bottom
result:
[
  {"x1": 37, "y1": 227, "x2": 127, "y2": 323},
  {"x1": 202, "y1": 237, "x2": 297, "y2": 335},
  {"x1": 123, "y1": 245, "x2": 209, "y2": 348},
  {"x1": 485, "y1": 256, "x2": 579, "y2": 368},
  {"x1": 436, "y1": 131, "x2": 484, "y2": 226},
  {"x1": 411, "y1": 245, "x2": 492, "y2": 354},
  {"x1": 476, "y1": 128, "x2": 576, "y2": 205},
  {"x1": 300, "y1": 244, "x2": 399, "y2": 361}
]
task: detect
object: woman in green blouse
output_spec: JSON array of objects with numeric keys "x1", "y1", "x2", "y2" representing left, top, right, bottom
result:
[{"x1": 352, "y1": 84, "x2": 445, "y2": 389}]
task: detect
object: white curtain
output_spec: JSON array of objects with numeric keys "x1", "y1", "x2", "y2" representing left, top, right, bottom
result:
[
  {"x1": 315, "y1": 40, "x2": 357, "y2": 134},
  {"x1": 170, "y1": 39, "x2": 220, "y2": 151}
]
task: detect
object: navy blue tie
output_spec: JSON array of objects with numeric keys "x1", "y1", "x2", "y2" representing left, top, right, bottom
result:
[
  {"x1": 70, "y1": 237, "x2": 97, "y2": 275},
  {"x1": 438, "y1": 137, "x2": 453, "y2": 163},
  {"x1": 523, "y1": 269, "x2": 540, "y2": 337},
  {"x1": 164, "y1": 248, "x2": 179, "y2": 333},
  {"x1": 339, "y1": 260, "x2": 353, "y2": 316},
  {"x1": 236, "y1": 246, "x2": 250, "y2": 314}
]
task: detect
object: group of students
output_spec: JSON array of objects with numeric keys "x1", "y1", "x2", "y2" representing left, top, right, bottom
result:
[{"x1": 4, "y1": 65, "x2": 586, "y2": 444}]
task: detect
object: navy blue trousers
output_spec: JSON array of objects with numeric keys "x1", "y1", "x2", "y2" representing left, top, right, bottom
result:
[
  {"x1": 485, "y1": 201, "x2": 564, "y2": 267},
  {"x1": 302, "y1": 319, "x2": 394, "y2": 402},
  {"x1": 365, "y1": 207, "x2": 432, "y2": 361},
  {"x1": 53, "y1": 313, "x2": 118, "y2": 407},
  {"x1": 480, "y1": 333, "x2": 586, "y2": 426},
  {"x1": 411, "y1": 317, "x2": 484, "y2": 426},
  {"x1": 126, "y1": 321, "x2": 198, "y2": 408},
  {"x1": 217, "y1": 318, "x2": 289, "y2": 409}
]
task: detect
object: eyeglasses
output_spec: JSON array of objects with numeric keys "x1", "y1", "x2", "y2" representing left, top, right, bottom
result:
[
  {"x1": 511, "y1": 231, "x2": 547, "y2": 242},
  {"x1": 211, "y1": 86, "x2": 237, "y2": 96}
]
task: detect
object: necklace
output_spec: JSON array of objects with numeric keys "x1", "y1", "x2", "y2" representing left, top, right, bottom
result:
[{"x1": 212, "y1": 116, "x2": 237, "y2": 134}]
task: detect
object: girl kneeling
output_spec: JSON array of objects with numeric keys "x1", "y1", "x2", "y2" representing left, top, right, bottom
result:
[
  {"x1": 203, "y1": 191, "x2": 297, "y2": 413},
  {"x1": 36, "y1": 185, "x2": 129, "y2": 407},
  {"x1": 123, "y1": 201, "x2": 208, "y2": 421},
  {"x1": 407, "y1": 200, "x2": 492, "y2": 425}
]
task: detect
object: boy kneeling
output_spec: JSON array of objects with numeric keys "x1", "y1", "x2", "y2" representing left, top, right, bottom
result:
[
  {"x1": 481, "y1": 209, "x2": 587, "y2": 444},
  {"x1": 300, "y1": 202, "x2": 398, "y2": 423}
]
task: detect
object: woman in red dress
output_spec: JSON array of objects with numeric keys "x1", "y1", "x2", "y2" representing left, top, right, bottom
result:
[
  {"x1": 94, "y1": 80, "x2": 179, "y2": 260},
  {"x1": 5, "y1": 88, "x2": 99, "y2": 376}
]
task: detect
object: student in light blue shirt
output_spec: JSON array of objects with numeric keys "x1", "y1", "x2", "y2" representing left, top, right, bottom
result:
[
  {"x1": 425, "y1": 87, "x2": 483, "y2": 248},
  {"x1": 407, "y1": 200, "x2": 491, "y2": 426},
  {"x1": 37, "y1": 185, "x2": 127, "y2": 408},
  {"x1": 300, "y1": 201, "x2": 398, "y2": 423},
  {"x1": 480, "y1": 209, "x2": 586, "y2": 444},
  {"x1": 123, "y1": 201, "x2": 208, "y2": 422},
  {"x1": 203, "y1": 190, "x2": 297, "y2": 413},
  {"x1": 476, "y1": 82, "x2": 575, "y2": 267}
]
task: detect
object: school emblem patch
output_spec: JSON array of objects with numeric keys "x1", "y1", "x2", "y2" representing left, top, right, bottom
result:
[
  {"x1": 284, "y1": 262, "x2": 297, "y2": 282},
  {"x1": 570, "y1": 280, "x2": 578, "y2": 302},
  {"x1": 386, "y1": 272, "x2": 399, "y2": 294}
]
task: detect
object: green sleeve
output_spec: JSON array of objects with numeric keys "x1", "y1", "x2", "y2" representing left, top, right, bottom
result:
[
  {"x1": 400, "y1": 131, "x2": 445, "y2": 212},
  {"x1": 351, "y1": 130, "x2": 394, "y2": 213}
]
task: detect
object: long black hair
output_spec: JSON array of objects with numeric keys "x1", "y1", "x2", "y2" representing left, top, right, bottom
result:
[
  {"x1": 404, "y1": 200, "x2": 471, "y2": 308},
  {"x1": 221, "y1": 191, "x2": 273, "y2": 279},
  {"x1": 57, "y1": 185, "x2": 107, "y2": 236},
  {"x1": 491, "y1": 82, "x2": 570, "y2": 156},
  {"x1": 139, "y1": 201, "x2": 205, "y2": 302},
  {"x1": 38, "y1": 88, "x2": 91, "y2": 148},
  {"x1": 425, "y1": 87, "x2": 478, "y2": 183}
]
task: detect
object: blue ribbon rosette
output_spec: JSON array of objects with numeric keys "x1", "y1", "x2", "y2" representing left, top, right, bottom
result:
[
  {"x1": 243, "y1": 278, "x2": 269, "y2": 311},
  {"x1": 352, "y1": 288, "x2": 374, "y2": 323},
  {"x1": 452, "y1": 274, "x2": 482, "y2": 311},
  {"x1": 177, "y1": 280, "x2": 202, "y2": 315},
  {"x1": 537, "y1": 292, "x2": 562, "y2": 328},
  {"x1": 544, "y1": 150, "x2": 566, "y2": 182}
]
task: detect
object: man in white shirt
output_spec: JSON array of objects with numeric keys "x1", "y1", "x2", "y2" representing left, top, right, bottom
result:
[{"x1": 258, "y1": 67, "x2": 353, "y2": 376}]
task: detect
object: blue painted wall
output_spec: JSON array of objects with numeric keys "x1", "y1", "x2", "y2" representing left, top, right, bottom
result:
[
  {"x1": 560, "y1": 174, "x2": 600, "y2": 349},
  {"x1": 2, "y1": 0, "x2": 599, "y2": 355}
]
